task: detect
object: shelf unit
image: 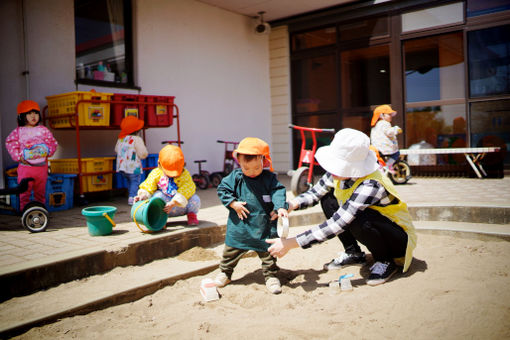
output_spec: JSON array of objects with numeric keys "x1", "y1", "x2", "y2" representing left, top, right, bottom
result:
[{"x1": 42, "y1": 96, "x2": 181, "y2": 200}]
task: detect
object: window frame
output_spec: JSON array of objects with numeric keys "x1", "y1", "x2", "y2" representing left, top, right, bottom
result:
[{"x1": 74, "y1": 0, "x2": 138, "y2": 90}]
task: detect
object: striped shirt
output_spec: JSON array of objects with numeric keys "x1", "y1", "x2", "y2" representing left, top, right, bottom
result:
[{"x1": 294, "y1": 172, "x2": 398, "y2": 249}]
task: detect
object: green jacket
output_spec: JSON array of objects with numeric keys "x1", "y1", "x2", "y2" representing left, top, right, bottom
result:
[{"x1": 217, "y1": 169, "x2": 287, "y2": 252}]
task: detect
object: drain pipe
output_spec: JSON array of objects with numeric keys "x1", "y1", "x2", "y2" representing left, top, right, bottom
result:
[{"x1": 21, "y1": 0, "x2": 30, "y2": 99}]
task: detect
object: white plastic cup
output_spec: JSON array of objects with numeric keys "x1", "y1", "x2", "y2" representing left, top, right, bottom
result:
[{"x1": 278, "y1": 216, "x2": 289, "y2": 238}]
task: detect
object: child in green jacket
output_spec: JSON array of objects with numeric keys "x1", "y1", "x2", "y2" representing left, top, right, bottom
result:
[{"x1": 215, "y1": 137, "x2": 288, "y2": 294}]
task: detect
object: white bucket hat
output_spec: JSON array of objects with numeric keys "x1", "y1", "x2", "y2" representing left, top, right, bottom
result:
[{"x1": 315, "y1": 128, "x2": 379, "y2": 178}]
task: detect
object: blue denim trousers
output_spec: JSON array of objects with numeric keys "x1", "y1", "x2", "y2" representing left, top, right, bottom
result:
[{"x1": 121, "y1": 172, "x2": 142, "y2": 198}]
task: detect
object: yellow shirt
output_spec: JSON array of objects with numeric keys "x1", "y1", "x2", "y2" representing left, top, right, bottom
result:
[{"x1": 139, "y1": 167, "x2": 196, "y2": 199}]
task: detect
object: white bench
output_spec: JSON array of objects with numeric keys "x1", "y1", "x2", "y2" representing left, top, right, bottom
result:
[{"x1": 400, "y1": 147, "x2": 502, "y2": 178}]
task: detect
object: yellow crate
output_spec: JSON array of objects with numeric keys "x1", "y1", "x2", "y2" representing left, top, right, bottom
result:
[
  {"x1": 46, "y1": 91, "x2": 113, "y2": 128},
  {"x1": 49, "y1": 157, "x2": 114, "y2": 193}
]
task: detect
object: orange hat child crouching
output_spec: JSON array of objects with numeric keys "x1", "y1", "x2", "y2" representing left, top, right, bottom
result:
[
  {"x1": 17, "y1": 100, "x2": 40, "y2": 115},
  {"x1": 119, "y1": 116, "x2": 144, "y2": 139},
  {"x1": 158, "y1": 145, "x2": 185, "y2": 177},
  {"x1": 233, "y1": 137, "x2": 273, "y2": 171},
  {"x1": 371, "y1": 104, "x2": 397, "y2": 127}
]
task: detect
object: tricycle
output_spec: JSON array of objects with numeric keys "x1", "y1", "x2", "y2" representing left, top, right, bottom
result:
[
  {"x1": 288, "y1": 124, "x2": 335, "y2": 196},
  {"x1": 0, "y1": 177, "x2": 49, "y2": 232}
]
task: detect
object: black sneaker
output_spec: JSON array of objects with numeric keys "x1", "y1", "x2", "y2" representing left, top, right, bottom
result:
[
  {"x1": 366, "y1": 261, "x2": 398, "y2": 286},
  {"x1": 323, "y1": 251, "x2": 366, "y2": 270}
]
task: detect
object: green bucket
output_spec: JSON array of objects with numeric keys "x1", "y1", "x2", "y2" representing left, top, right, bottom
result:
[
  {"x1": 82, "y1": 206, "x2": 117, "y2": 236},
  {"x1": 131, "y1": 197, "x2": 167, "y2": 232}
]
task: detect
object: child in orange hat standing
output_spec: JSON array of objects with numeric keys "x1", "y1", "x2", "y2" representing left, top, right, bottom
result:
[
  {"x1": 115, "y1": 116, "x2": 148, "y2": 205},
  {"x1": 134, "y1": 145, "x2": 200, "y2": 225},
  {"x1": 5, "y1": 100, "x2": 58, "y2": 211},
  {"x1": 370, "y1": 104, "x2": 403, "y2": 173},
  {"x1": 215, "y1": 137, "x2": 288, "y2": 294}
]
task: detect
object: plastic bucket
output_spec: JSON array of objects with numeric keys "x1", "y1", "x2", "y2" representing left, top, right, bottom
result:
[
  {"x1": 82, "y1": 206, "x2": 117, "y2": 236},
  {"x1": 131, "y1": 197, "x2": 167, "y2": 231}
]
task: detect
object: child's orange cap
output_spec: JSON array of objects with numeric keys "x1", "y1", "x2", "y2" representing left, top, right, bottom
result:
[
  {"x1": 371, "y1": 104, "x2": 396, "y2": 127},
  {"x1": 118, "y1": 116, "x2": 144, "y2": 139},
  {"x1": 233, "y1": 137, "x2": 273, "y2": 171},
  {"x1": 158, "y1": 145, "x2": 185, "y2": 177},
  {"x1": 17, "y1": 100, "x2": 40, "y2": 115}
]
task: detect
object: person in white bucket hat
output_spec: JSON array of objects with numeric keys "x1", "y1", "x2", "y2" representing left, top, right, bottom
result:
[{"x1": 267, "y1": 128, "x2": 417, "y2": 286}]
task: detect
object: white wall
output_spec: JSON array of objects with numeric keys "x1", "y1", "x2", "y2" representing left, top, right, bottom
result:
[
  {"x1": 135, "y1": 0, "x2": 271, "y2": 174},
  {"x1": 1, "y1": 0, "x2": 272, "y2": 178}
]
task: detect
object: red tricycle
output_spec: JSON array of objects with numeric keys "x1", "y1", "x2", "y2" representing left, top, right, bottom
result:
[{"x1": 288, "y1": 124, "x2": 335, "y2": 196}]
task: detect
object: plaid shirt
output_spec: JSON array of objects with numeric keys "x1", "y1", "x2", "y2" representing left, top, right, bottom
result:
[{"x1": 294, "y1": 172, "x2": 398, "y2": 249}]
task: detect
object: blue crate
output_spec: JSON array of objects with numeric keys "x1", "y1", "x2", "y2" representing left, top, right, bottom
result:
[
  {"x1": 112, "y1": 153, "x2": 157, "y2": 187},
  {"x1": 7, "y1": 174, "x2": 76, "y2": 212},
  {"x1": 142, "y1": 153, "x2": 159, "y2": 180}
]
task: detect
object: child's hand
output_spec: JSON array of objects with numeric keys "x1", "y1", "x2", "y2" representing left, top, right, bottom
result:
[
  {"x1": 229, "y1": 201, "x2": 250, "y2": 220},
  {"x1": 270, "y1": 208, "x2": 288, "y2": 220},
  {"x1": 163, "y1": 201, "x2": 176, "y2": 213},
  {"x1": 134, "y1": 191, "x2": 150, "y2": 202},
  {"x1": 395, "y1": 126, "x2": 403, "y2": 134}
]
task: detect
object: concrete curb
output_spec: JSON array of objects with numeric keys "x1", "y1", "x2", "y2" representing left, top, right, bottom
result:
[{"x1": 2, "y1": 204, "x2": 509, "y2": 301}]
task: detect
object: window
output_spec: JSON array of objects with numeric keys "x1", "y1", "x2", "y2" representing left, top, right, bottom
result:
[
  {"x1": 292, "y1": 54, "x2": 337, "y2": 114},
  {"x1": 405, "y1": 104, "x2": 467, "y2": 156},
  {"x1": 467, "y1": 0, "x2": 510, "y2": 17},
  {"x1": 75, "y1": 0, "x2": 133, "y2": 86},
  {"x1": 404, "y1": 32, "x2": 466, "y2": 150},
  {"x1": 468, "y1": 25, "x2": 510, "y2": 98},
  {"x1": 402, "y1": 2, "x2": 464, "y2": 33},
  {"x1": 470, "y1": 100, "x2": 510, "y2": 165},
  {"x1": 338, "y1": 16, "x2": 389, "y2": 42},
  {"x1": 340, "y1": 45, "x2": 390, "y2": 108},
  {"x1": 291, "y1": 27, "x2": 336, "y2": 51},
  {"x1": 404, "y1": 32, "x2": 464, "y2": 103}
]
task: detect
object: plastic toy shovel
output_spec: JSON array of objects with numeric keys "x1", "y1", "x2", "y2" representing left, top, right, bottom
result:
[{"x1": 278, "y1": 216, "x2": 289, "y2": 238}]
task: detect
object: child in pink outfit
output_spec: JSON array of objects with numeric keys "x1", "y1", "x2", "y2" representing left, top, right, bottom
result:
[{"x1": 5, "y1": 100, "x2": 58, "y2": 210}]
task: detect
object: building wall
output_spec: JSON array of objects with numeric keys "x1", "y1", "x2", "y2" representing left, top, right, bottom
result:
[
  {"x1": 0, "y1": 0, "x2": 273, "y2": 178},
  {"x1": 269, "y1": 26, "x2": 292, "y2": 173}
]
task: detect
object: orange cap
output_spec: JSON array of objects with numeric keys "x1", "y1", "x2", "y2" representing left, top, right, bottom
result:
[
  {"x1": 118, "y1": 116, "x2": 144, "y2": 139},
  {"x1": 17, "y1": 100, "x2": 40, "y2": 115},
  {"x1": 233, "y1": 137, "x2": 273, "y2": 171},
  {"x1": 371, "y1": 104, "x2": 396, "y2": 127},
  {"x1": 158, "y1": 145, "x2": 185, "y2": 177}
]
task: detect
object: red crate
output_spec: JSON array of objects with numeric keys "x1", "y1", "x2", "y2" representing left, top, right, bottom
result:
[
  {"x1": 144, "y1": 95, "x2": 174, "y2": 127},
  {"x1": 111, "y1": 93, "x2": 146, "y2": 127}
]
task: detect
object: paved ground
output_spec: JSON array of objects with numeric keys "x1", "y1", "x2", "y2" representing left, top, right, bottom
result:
[{"x1": 1, "y1": 175, "x2": 509, "y2": 270}]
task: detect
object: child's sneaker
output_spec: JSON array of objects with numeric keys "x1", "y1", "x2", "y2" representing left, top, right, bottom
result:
[
  {"x1": 265, "y1": 277, "x2": 282, "y2": 294},
  {"x1": 323, "y1": 251, "x2": 366, "y2": 270},
  {"x1": 187, "y1": 212, "x2": 199, "y2": 226},
  {"x1": 366, "y1": 261, "x2": 397, "y2": 286},
  {"x1": 128, "y1": 197, "x2": 134, "y2": 205},
  {"x1": 214, "y1": 272, "x2": 231, "y2": 287}
]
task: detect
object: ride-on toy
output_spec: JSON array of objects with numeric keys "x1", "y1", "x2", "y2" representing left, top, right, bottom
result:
[
  {"x1": 370, "y1": 145, "x2": 411, "y2": 184},
  {"x1": 0, "y1": 177, "x2": 49, "y2": 232},
  {"x1": 288, "y1": 124, "x2": 335, "y2": 196},
  {"x1": 192, "y1": 160, "x2": 210, "y2": 190},
  {"x1": 209, "y1": 140, "x2": 239, "y2": 187}
]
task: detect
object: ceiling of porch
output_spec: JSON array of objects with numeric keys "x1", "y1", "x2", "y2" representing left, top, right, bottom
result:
[{"x1": 196, "y1": 0, "x2": 358, "y2": 21}]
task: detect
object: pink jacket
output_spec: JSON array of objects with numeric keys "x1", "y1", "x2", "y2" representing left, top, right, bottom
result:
[{"x1": 5, "y1": 126, "x2": 58, "y2": 165}]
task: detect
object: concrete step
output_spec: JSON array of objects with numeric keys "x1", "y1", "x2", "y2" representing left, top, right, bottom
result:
[{"x1": 414, "y1": 220, "x2": 510, "y2": 237}]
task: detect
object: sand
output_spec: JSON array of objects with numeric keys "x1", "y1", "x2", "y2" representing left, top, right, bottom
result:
[{"x1": 9, "y1": 227, "x2": 510, "y2": 340}]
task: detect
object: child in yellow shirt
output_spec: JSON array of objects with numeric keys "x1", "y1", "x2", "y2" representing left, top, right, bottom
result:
[{"x1": 134, "y1": 145, "x2": 200, "y2": 225}]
